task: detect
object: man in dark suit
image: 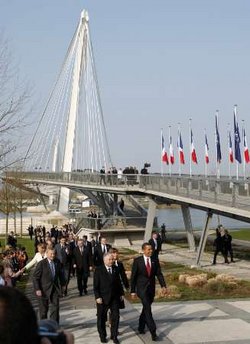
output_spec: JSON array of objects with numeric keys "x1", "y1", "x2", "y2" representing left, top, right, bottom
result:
[
  {"x1": 72, "y1": 238, "x2": 92, "y2": 296},
  {"x1": 130, "y1": 242, "x2": 167, "y2": 341},
  {"x1": 149, "y1": 231, "x2": 162, "y2": 261},
  {"x1": 54, "y1": 236, "x2": 71, "y2": 295},
  {"x1": 33, "y1": 248, "x2": 66, "y2": 323},
  {"x1": 93, "y1": 237, "x2": 111, "y2": 267},
  {"x1": 94, "y1": 253, "x2": 124, "y2": 344},
  {"x1": 110, "y1": 248, "x2": 129, "y2": 290}
]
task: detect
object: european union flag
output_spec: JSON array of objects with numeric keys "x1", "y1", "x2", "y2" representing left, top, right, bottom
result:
[
  {"x1": 215, "y1": 114, "x2": 222, "y2": 163},
  {"x1": 234, "y1": 108, "x2": 242, "y2": 164}
]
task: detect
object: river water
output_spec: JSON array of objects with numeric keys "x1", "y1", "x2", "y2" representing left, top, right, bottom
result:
[{"x1": 157, "y1": 208, "x2": 250, "y2": 231}]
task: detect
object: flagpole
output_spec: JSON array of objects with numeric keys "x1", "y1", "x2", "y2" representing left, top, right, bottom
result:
[
  {"x1": 169, "y1": 126, "x2": 171, "y2": 176},
  {"x1": 189, "y1": 118, "x2": 192, "y2": 177},
  {"x1": 178, "y1": 123, "x2": 181, "y2": 176},
  {"x1": 227, "y1": 123, "x2": 231, "y2": 179},
  {"x1": 215, "y1": 110, "x2": 220, "y2": 179},
  {"x1": 161, "y1": 128, "x2": 163, "y2": 176},
  {"x1": 234, "y1": 105, "x2": 239, "y2": 181},
  {"x1": 204, "y1": 129, "x2": 207, "y2": 178},
  {"x1": 242, "y1": 119, "x2": 246, "y2": 180}
]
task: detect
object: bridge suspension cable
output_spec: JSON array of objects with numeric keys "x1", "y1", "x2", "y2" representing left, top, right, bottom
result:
[{"x1": 25, "y1": 10, "x2": 112, "y2": 174}]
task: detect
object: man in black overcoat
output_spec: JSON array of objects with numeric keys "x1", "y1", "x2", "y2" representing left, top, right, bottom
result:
[
  {"x1": 93, "y1": 237, "x2": 111, "y2": 267},
  {"x1": 130, "y1": 242, "x2": 167, "y2": 341},
  {"x1": 94, "y1": 252, "x2": 124, "y2": 344},
  {"x1": 33, "y1": 248, "x2": 66, "y2": 323},
  {"x1": 72, "y1": 238, "x2": 92, "y2": 295}
]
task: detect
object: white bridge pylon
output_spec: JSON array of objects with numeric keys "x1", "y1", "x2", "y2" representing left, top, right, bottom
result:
[{"x1": 25, "y1": 10, "x2": 112, "y2": 213}]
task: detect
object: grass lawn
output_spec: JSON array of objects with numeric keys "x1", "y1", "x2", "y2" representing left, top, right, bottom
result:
[{"x1": 231, "y1": 229, "x2": 250, "y2": 241}]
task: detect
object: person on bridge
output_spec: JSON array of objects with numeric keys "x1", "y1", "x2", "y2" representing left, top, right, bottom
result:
[
  {"x1": 130, "y1": 242, "x2": 167, "y2": 341},
  {"x1": 94, "y1": 252, "x2": 124, "y2": 344}
]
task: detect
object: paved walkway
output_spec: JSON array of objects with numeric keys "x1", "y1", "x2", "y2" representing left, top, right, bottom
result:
[{"x1": 26, "y1": 243, "x2": 250, "y2": 343}]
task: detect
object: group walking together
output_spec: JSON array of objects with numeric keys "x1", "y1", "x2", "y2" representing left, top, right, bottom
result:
[
  {"x1": 213, "y1": 225, "x2": 234, "y2": 265},
  {"x1": 0, "y1": 225, "x2": 167, "y2": 343}
]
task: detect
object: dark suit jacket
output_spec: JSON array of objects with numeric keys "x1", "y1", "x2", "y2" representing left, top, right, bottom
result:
[
  {"x1": 130, "y1": 256, "x2": 166, "y2": 298},
  {"x1": 93, "y1": 243, "x2": 111, "y2": 266},
  {"x1": 114, "y1": 261, "x2": 129, "y2": 290},
  {"x1": 54, "y1": 243, "x2": 70, "y2": 266},
  {"x1": 72, "y1": 246, "x2": 91, "y2": 271},
  {"x1": 94, "y1": 265, "x2": 124, "y2": 305},
  {"x1": 33, "y1": 258, "x2": 65, "y2": 298},
  {"x1": 149, "y1": 237, "x2": 162, "y2": 260}
]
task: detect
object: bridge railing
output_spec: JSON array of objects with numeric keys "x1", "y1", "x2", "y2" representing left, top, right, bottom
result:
[{"x1": 5, "y1": 171, "x2": 250, "y2": 212}]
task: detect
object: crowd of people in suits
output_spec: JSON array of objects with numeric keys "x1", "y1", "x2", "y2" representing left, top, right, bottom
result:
[{"x1": 0, "y1": 223, "x2": 168, "y2": 343}]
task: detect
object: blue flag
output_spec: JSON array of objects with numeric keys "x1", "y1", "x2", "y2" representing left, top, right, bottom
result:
[
  {"x1": 215, "y1": 114, "x2": 222, "y2": 163},
  {"x1": 234, "y1": 108, "x2": 242, "y2": 164}
]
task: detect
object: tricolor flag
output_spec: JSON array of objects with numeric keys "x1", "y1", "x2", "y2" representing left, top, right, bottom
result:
[
  {"x1": 228, "y1": 131, "x2": 234, "y2": 163},
  {"x1": 205, "y1": 134, "x2": 209, "y2": 164},
  {"x1": 215, "y1": 113, "x2": 222, "y2": 163},
  {"x1": 178, "y1": 130, "x2": 185, "y2": 164},
  {"x1": 234, "y1": 106, "x2": 242, "y2": 164},
  {"x1": 169, "y1": 135, "x2": 174, "y2": 164},
  {"x1": 190, "y1": 129, "x2": 198, "y2": 163},
  {"x1": 243, "y1": 128, "x2": 250, "y2": 164},
  {"x1": 161, "y1": 133, "x2": 169, "y2": 164}
]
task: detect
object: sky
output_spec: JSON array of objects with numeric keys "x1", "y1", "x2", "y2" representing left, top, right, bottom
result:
[{"x1": 1, "y1": 0, "x2": 250, "y2": 175}]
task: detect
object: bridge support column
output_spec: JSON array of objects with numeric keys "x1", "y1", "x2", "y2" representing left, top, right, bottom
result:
[
  {"x1": 144, "y1": 197, "x2": 157, "y2": 242},
  {"x1": 181, "y1": 205, "x2": 196, "y2": 252},
  {"x1": 195, "y1": 211, "x2": 213, "y2": 266}
]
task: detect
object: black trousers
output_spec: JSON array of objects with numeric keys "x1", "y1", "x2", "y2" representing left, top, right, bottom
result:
[
  {"x1": 96, "y1": 298, "x2": 120, "y2": 340},
  {"x1": 38, "y1": 291, "x2": 60, "y2": 323},
  {"x1": 76, "y1": 267, "x2": 89, "y2": 293},
  {"x1": 138, "y1": 292, "x2": 156, "y2": 334}
]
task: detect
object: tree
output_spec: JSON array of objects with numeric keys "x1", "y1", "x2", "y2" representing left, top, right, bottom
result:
[{"x1": 0, "y1": 32, "x2": 31, "y2": 170}]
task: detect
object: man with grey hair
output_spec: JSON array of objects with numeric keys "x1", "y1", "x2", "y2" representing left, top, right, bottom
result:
[{"x1": 94, "y1": 252, "x2": 124, "y2": 344}]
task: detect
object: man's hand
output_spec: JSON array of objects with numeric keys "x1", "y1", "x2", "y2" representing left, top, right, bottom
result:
[
  {"x1": 96, "y1": 298, "x2": 103, "y2": 304},
  {"x1": 36, "y1": 290, "x2": 42, "y2": 297},
  {"x1": 120, "y1": 295, "x2": 124, "y2": 301},
  {"x1": 73, "y1": 264, "x2": 76, "y2": 268},
  {"x1": 130, "y1": 293, "x2": 136, "y2": 299},
  {"x1": 89, "y1": 266, "x2": 93, "y2": 271},
  {"x1": 161, "y1": 287, "x2": 168, "y2": 295}
]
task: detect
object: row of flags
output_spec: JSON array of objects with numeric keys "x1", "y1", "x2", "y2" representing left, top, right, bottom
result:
[{"x1": 161, "y1": 107, "x2": 250, "y2": 166}]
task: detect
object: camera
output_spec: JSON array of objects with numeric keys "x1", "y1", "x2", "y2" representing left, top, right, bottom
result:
[
  {"x1": 38, "y1": 319, "x2": 67, "y2": 344},
  {"x1": 144, "y1": 162, "x2": 151, "y2": 168}
]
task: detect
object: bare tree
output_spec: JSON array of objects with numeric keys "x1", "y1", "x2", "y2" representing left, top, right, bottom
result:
[{"x1": 0, "y1": 32, "x2": 31, "y2": 169}]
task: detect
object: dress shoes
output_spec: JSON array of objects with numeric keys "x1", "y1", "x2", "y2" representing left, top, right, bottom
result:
[
  {"x1": 151, "y1": 333, "x2": 159, "y2": 341},
  {"x1": 100, "y1": 337, "x2": 107, "y2": 343},
  {"x1": 84, "y1": 289, "x2": 88, "y2": 295},
  {"x1": 112, "y1": 338, "x2": 120, "y2": 344},
  {"x1": 138, "y1": 328, "x2": 145, "y2": 334}
]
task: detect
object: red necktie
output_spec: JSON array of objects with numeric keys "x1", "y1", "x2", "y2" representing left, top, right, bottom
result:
[{"x1": 146, "y1": 258, "x2": 151, "y2": 277}]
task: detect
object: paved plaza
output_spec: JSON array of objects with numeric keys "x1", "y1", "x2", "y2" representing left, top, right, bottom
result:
[{"x1": 26, "y1": 243, "x2": 250, "y2": 344}]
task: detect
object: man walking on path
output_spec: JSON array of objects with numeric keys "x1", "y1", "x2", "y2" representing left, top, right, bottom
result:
[
  {"x1": 94, "y1": 252, "x2": 124, "y2": 344},
  {"x1": 130, "y1": 242, "x2": 167, "y2": 341},
  {"x1": 33, "y1": 247, "x2": 66, "y2": 323}
]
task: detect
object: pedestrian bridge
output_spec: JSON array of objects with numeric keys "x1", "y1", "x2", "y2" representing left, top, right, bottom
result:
[{"x1": 4, "y1": 171, "x2": 250, "y2": 266}]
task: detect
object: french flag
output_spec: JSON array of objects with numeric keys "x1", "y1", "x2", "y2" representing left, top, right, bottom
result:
[
  {"x1": 178, "y1": 131, "x2": 185, "y2": 164},
  {"x1": 228, "y1": 131, "x2": 234, "y2": 163},
  {"x1": 243, "y1": 128, "x2": 250, "y2": 164},
  {"x1": 190, "y1": 129, "x2": 198, "y2": 164},
  {"x1": 161, "y1": 133, "x2": 169, "y2": 164},
  {"x1": 205, "y1": 134, "x2": 209, "y2": 164},
  {"x1": 169, "y1": 135, "x2": 174, "y2": 164}
]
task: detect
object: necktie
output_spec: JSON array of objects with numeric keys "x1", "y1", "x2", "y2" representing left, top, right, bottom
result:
[
  {"x1": 103, "y1": 245, "x2": 106, "y2": 254},
  {"x1": 146, "y1": 258, "x2": 151, "y2": 277},
  {"x1": 108, "y1": 267, "x2": 112, "y2": 275},
  {"x1": 50, "y1": 261, "x2": 55, "y2": 278}
]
